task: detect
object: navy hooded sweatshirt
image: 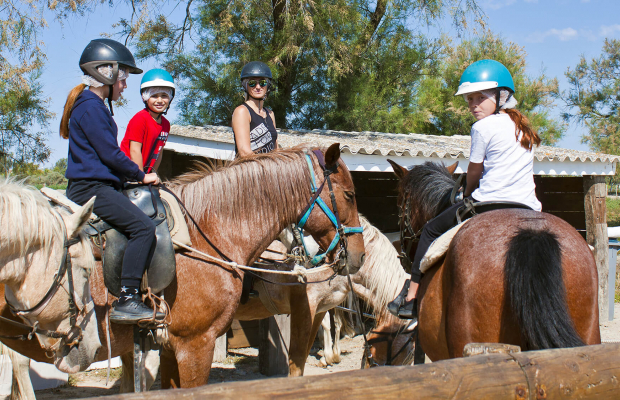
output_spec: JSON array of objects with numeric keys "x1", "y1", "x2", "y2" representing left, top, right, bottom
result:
[{"x1": 66, "y1": 90, "x2": 146, "y2": 183}]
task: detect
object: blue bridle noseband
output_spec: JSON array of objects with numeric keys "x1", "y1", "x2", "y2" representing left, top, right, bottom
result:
[{"x1": 296, "y1": 149, "x2": 363, "y2": 267}]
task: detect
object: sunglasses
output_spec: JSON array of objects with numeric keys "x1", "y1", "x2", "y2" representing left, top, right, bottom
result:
[{"x1": 248, "y1": 79, "x2": 269, "y2": 88}]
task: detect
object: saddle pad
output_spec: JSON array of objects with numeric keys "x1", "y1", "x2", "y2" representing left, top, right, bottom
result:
[
  {"x1": 419, "y1": 220, "x2": 469, "y2": 274},
  {"x1": 159, "y1": 189, "x2": 192, "y2": 249}
]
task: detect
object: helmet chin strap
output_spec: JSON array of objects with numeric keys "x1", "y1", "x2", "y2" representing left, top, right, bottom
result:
[
  {"x1": 108, "y1": 85, "x2": 114, "y2": 116},
  {"x1": 493, "y1": 89, "x2": 501, "y2": 115}
]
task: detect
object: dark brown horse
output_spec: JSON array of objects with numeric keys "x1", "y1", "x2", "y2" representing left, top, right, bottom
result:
[
  {"x1": 388, "y1": 159, "x2": 601, "y2": 361},
  {"x1": 0, "y1": 144, "x2": 365, "y2": 388}
]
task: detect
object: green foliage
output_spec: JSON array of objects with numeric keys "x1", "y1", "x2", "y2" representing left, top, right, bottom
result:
[
  {"x1": 6, "y1": 157, "x2": 68, "y2": 188},
  {"x1": 0, "y1": 72, "x2": 53, "y2": 169},
  {"x1": 411, "y1": 32, "x2": 564, "y2": 145},
  {"x1": 561, "y1": 39, "x2": 620, "y2": 154},
  {"x1": 130, "y1": 0, "x2": 484, "y2": 131},
  {"x1": 607, "y1": 197, "x2": 620, "y2": 227}
]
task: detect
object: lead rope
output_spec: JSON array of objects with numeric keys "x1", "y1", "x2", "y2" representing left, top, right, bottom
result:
[
  {"x1": 344, "y1": 273, "x2": 373, "y2": 366},
  {"x1": 104, "y1": 287, "x2": 112, "y2": 386}
]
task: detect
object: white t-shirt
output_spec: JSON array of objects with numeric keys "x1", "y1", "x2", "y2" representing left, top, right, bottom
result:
[{"x1": 469, "y1": 114, "x2": 542, "y2": 211}]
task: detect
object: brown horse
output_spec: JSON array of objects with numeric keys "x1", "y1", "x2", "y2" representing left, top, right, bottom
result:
[
  {"x1": 388, "y1": 159, "x2": 601, "y2": 361},
  {"x1": 0, "y1": 144, "x2": 365, "y2": 388}
]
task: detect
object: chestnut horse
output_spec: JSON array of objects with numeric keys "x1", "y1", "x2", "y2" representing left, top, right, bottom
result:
[
  {"x1": 0, "y1": 144, "x2": 365, "y2": 388},
  {"x1": 0, "y1": 178, "x2": 101, "y2": 373},
  {"x1": 388, "y1": 160, "x2": 601, "y2": 361}
]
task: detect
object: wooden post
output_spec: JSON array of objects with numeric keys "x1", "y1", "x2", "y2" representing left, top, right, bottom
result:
[
  {"x1": 258, "y1": 315, "x2": 290, "y2": 376},
  {"x1": 212, "y1": 334, "x2": 227, "y2": 363},
  {"x1": 584, "y1": 175, "x2": 609, "y2": 321}
]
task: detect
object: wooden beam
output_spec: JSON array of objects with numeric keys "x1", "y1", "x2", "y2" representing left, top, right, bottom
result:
[
  {"x1": 213, "y1": 334, "x2": 227, "y2": 363},
  {"x1": 103, "y1": 343, "x2": 620, "y2": 399},
  {"x1": 584, "y1": 176, "x2": 609, "y2": 322},
  {"x1": 258, "y1": 315, "x2": 290, "y2": 376}
]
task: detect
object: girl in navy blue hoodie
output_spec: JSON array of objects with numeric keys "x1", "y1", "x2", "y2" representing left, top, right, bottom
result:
[{"x1": 60, "y1": 39, "x2": 164, "y2": 323}]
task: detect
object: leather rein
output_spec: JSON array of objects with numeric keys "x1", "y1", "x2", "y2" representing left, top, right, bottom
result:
[{"x1": 1, "y1": 232, "x2": 92, "y2": 355}]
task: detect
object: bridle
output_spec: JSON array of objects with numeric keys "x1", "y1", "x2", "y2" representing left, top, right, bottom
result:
[
  {"x1": 295, "y1": 149, "x2": 363, "y2": 271},
  {"x1": 363, "y1": 322, "x2": 418, "y2": 368},
  {"x1": 397, "y1": 196, "x2": 423, "y2": 273},
  {"x1": 1, "y1": 230, "x2": 93, "y2": 356}
]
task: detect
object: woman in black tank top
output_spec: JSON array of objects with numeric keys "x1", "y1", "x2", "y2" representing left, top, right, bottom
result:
[{"x1": 232, "y1": 61, "x2": 278, "y2": 157}]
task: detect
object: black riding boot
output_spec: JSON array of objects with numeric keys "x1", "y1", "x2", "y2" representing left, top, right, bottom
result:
[
  {"x1": 387, "y1": 280, "x2": 418, "y2": 321},
  {"x1": 110, "y1": 286, "x2": 164, "y2": 324}
]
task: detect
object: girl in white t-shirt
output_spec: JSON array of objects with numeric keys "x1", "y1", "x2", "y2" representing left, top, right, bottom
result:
[{"x1": 388, "y1": 59, "x2": 542, "y2": 320}]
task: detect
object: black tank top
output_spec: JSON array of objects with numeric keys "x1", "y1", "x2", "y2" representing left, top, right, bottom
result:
[{"x1": 234, "y1": 103, "x2": 278, "y2": 155}]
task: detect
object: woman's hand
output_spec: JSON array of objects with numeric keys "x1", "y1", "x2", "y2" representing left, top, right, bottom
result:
[{"x1": 143, "y1": 173, "x2": 161, "y2": 185}]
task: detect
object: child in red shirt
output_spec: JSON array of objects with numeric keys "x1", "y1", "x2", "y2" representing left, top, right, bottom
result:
[{"x1": 121, "y1": 69, "x2": 175, "y2": 173}]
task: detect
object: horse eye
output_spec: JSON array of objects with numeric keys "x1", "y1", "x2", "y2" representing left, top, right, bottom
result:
[{"x1": 344, "y1": 191, "x2": 355, "y2": 201}]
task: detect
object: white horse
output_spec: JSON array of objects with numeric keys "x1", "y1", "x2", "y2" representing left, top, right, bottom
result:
[
  {"x1": 319, "y1": 216, "x2": 415, "y2": 367},
  {"x1": 0, "y1": 178, "x2": 101, "y2": 373}
]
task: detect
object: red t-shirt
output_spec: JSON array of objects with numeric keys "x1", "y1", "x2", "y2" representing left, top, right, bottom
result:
[{"x1": 121, "y1": 109, "x2": 170, "y2": 173}]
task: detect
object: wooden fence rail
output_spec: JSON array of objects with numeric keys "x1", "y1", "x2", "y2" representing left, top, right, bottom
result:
[{"x1": 95, "y1": 343, "x2": 620, "y2": 399}]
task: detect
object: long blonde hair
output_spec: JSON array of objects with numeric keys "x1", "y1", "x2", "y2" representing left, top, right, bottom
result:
[{"x1": 59, "y1": 84, "x2": 87, "y2": 139}]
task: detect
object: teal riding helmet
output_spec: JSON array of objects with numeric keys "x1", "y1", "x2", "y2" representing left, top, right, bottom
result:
[
  {"x1": 454, "y1": 59, "x2": 514, "y2": 96},
  {"x1": 140, "y1": 68, "x2": 176, "y2": 99}
]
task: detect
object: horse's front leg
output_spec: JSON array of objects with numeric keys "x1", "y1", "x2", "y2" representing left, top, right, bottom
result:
[
  {"x1": 160, "y1": 348, "x2": 180, "y2": 389},
  {"x1": 172, "y1": 331, "x2": 217, "y2": 387},
  {"x1": 319, "y1": 312, "x2": 335, "y2": 366},
  {"x1": 288, "y1": 299, "x2": 316, "y2": 377}
]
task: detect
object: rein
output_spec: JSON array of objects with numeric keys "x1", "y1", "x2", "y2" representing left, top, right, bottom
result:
[
  {"x1": 397, "y1": 198, "x2": 423, "y2": 273},
  {"x1": 1, "y1": 234, "x2": 90, "y2": 353}
]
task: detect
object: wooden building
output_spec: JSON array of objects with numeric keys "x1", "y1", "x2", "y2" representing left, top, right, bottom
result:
[{"x1": 159, "y1": 124, "x2": 619, "y2": 330}]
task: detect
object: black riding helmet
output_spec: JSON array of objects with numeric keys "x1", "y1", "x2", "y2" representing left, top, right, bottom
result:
[
  {"x1": 79, "y1": 39, "x2": 142, "y2": 114},
  {"x1": 240, "y1": 61, "x2": 273, "y2": 100},
  {"x1": 240, "y1": 61, "x2": 272, "y2": 80}
]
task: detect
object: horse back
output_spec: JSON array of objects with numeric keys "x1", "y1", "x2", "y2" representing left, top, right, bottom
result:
[{"x1": 419, "y1": 209, "x2": 600, "y2": 360}]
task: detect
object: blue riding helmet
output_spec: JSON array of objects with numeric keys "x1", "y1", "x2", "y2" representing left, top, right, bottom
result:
[
  {"x1": 454, "y1": 59, "x2": 515, "y2": 96},
  {"x1": 140, "y1": 68, "x2": 176, "y2": 99}
]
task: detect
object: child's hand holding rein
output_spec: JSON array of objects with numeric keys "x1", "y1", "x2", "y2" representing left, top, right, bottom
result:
[{"x1": 143, "y1": 173, "x2": 160, "y2": 185}]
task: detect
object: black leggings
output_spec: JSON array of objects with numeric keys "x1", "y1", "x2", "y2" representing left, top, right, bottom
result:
[
  {"x1": 67, "y1": 179, "x2": 157, "y2": 288},
  {"x1": 410, "y1": 200, "x2": 465, "y2": 284}
]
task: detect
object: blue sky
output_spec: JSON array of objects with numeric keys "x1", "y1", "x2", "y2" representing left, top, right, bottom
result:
[{"x1": 38, "y1": 0, "x2": 620, "y2": 166}]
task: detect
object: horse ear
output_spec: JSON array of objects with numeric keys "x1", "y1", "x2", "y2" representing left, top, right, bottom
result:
[
  {"x1": 387, "y1": 159, "x2": 408, "y2": 180},
  {"x1": 65, "y1": 196, "x2": 96, "y2": 239},
  {"x1": 446, "y1": 161, "x2": 459, "y2": 175},
  {"x1": 325, "y1": 143, "x2": 341, "y2": 168}
]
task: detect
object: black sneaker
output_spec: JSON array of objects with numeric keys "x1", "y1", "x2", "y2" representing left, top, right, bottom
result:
[
  {"x1": 387, "y1": 280, "x2": 418, "y2": 320},
  {"x1": 109, "y1": 296, "x2": 165, "y2": 324}
]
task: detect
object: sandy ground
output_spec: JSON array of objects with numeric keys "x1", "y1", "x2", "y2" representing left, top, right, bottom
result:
[{"x1": 3, "y1": 304, "x2": 619, "y2": 399}]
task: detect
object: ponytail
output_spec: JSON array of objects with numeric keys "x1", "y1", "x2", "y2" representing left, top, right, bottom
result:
[
  {"x1": 504, "y1": 109, "x2": 541, "y2": 151},
  {"x1": 59, "y1": 84, "x2": 87, "y2": 139}
]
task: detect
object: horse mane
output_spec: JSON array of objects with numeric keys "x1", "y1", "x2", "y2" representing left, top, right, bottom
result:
[
  {"x1": 0, "y1": 177, "x2": 65, "y2": 274},
  {"x1": 167, "y1": 148, "x2": 314, "y2": 237},
  {"x1": 358, "y1": 216, "x2": 409, "y2": 319},
  {"x1": 400, "y1": 162, "x2": 455, "y2": 220}
]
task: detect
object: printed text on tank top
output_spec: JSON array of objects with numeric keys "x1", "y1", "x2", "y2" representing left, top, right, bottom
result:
[{"x1": 242, "y1": 103, "x2": 277, "y2": 154}]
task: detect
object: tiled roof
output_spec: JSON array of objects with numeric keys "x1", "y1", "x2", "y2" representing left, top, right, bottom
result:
[{"x1": 170, "y1": 125, "x2": 620, "y2": 164}]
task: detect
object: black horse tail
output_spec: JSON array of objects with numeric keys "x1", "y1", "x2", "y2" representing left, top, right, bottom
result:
[{"x1": 504, "y1": 228, "x2": 585, "y2": 350}]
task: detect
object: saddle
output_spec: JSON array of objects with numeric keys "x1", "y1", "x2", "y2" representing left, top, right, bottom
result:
[
  {"x1": 41, "y1": 185, "x2": 192, "y2": 297},
  {"x1": 419, "y1": 200, "x2": 533, "y2": 273}
]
